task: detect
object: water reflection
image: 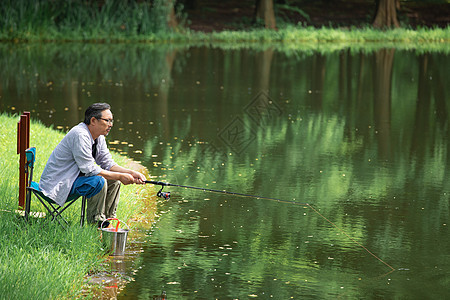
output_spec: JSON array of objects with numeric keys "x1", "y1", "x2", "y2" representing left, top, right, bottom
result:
[{"x1": 1, "y1": 44, "x2": 449, "y2": 299}]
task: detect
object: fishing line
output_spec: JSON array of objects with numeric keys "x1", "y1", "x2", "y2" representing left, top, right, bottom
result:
[
  {"x1": 145, "y1": 180, "x2": 395, "y2": 272},
  {"x1": 307, "y1": 204, "x2": 395, "y2": 272}
]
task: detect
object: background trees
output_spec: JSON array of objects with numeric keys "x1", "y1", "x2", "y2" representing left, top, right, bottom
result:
[
  {"x1": 1, "y1": 0, "x2": 447, "y2": 37},
  {"x1": 255, "y1": 0, "x2": 277, "y2": 29},
  {"x1": 179, "y1": 0, "x2": 449, "y2": 30}
]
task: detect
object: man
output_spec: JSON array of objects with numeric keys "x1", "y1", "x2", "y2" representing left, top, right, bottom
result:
[{"x1": 39, "y1": 103, "x2": 146, "y2": 228}]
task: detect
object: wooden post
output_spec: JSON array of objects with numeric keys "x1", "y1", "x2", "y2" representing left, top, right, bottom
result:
[{"x1": 17, "y1": 112, "x2": 30, "y2": 210}]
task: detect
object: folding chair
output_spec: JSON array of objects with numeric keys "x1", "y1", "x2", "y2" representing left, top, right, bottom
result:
[{"x1": 24, "y1": 147, "x2": 87, "y2": 228}]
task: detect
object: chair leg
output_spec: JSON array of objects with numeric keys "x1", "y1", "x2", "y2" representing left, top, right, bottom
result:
[
  {"x1": 25, "y1": 188, "x2": 32, "y2": 221},
  {"x1": 80, "y1": 196, "x2": 87, "y2": 227}
]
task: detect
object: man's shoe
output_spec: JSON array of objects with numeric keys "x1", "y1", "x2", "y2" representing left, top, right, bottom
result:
[{"x1": 98, "y1": 220, "x2": 110, "y2": 228}]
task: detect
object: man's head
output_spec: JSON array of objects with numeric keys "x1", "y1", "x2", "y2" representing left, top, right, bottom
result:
[
  {"x1": 84, "y1": 103, "x2": 111, "y2": 125},
  {"x1": 84, "y1": 103, "x2": 113, "y2": 138}
]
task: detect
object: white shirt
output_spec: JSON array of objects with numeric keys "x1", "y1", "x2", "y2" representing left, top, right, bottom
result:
[{"x1": 39, "y1": 122, "x2": 116, "y2": 205}]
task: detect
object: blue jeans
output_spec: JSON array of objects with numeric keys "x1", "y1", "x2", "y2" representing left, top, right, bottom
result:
[{"x1": 69, "y1": 175, "x2": 105, "y2": 200}]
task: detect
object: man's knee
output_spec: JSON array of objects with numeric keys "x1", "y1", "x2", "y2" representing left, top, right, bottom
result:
[
  {"x1": 108, "y1": 179, "x2": 120, "y2": 187},
  {"x1": 71, "y1": 175, "x2": 106, "y2": 198},
  {"x1": 107, "y1": 179, "x2": 121, "y2": 191},
  {"x1": 89, "y1": 176, "x2": 106, "y2": 198}
]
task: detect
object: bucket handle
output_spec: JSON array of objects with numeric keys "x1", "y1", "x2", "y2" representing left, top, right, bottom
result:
[{"x1": 102, "y1": 218, "x2": 129, "y2": 232}]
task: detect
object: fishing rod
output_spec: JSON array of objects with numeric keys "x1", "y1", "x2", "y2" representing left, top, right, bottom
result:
[
  {"x1": 145, "y1": 180, "x2": 309, "y2": 206},
  {"x1": 144, "y1": 179, "x2": 396, "y2": 272}
]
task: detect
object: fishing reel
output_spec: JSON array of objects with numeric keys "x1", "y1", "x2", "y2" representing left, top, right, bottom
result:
[{"x1": 157, "y1": 186, "x2": 170, "y2": 200}]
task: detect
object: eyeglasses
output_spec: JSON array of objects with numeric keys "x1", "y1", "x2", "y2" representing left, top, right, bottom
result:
[{"x1": 98, "y1": 118, "x2": 114, "y2": 125}]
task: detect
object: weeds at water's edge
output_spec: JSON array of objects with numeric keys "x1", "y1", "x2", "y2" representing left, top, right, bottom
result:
[
  {"x1": 2, "y1": 26, "x2": 450, "y2": 45},
  {"x1": 0, "y1": 113, "x2": 157, "y2": 299}
]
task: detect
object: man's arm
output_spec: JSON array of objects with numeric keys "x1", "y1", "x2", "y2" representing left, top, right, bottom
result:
[{"x1": 99, "y1": 165, "x2": 146, "y2": 185}]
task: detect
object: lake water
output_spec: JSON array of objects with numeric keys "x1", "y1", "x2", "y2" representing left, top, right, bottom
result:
[{"x1": 1, "y1": 44, "x2": 449, "y2": 299}]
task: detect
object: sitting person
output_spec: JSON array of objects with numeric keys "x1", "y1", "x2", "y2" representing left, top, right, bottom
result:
[{"x1": 39, "y1": 102, "x2": 146, "y2": 228}]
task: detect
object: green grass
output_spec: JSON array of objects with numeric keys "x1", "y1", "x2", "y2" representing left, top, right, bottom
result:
[
  {"x1": 3, "y1": 24, "x2": 450, "y2": 46},
  {"x1": 0, "y1": 113, "x2": 155, "y2": 299}
]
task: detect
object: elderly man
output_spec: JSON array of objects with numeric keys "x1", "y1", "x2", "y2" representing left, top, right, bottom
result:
[{"x1": 39, "y1": 103, "x2": 146, "y2": 228}]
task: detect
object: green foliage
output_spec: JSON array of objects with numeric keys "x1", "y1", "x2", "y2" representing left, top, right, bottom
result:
[
  {"x1": 276, "y1": 3, "x2": 310, "y2": 22},
  {"x1": 0, "y1": 0, "x2": 448, "y2": 46},
  {"x1": 0, "y1": 0, "x2": 175, "y2": 41}
]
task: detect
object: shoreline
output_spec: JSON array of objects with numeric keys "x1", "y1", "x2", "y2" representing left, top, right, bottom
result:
[{"x1": 2, "y1": 26, "x2": 449, "y2": 45}]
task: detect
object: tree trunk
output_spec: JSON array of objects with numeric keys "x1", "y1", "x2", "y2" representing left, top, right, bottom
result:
[
  {"x1": 373, "y1": 0, "x2": 400, "y2": 28},
  {"x1": 255, "y1": 0, "x2": 276, "y2": 29},
  {"x1": 166, "y1": 0, "x2": 178, "y2": 28}
]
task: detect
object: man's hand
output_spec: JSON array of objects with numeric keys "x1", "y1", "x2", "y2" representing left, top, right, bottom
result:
[
  {"x1": 119, "y1": 173, "x2": 137, "y2": 185},
  {"x1": 129, "y1": 170, "x2": 146, "y2": 184}
]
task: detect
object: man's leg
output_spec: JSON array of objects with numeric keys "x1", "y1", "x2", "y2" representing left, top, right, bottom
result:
[
  {"x1": 86, "y1": 179, "x2": 121, "y2": 224},
  {"x1": 105, "y1": 179, "x2": 121, "y2": 219},
  {"x1": 86, "y1": 182, "x2": 107, "y2": 224}
]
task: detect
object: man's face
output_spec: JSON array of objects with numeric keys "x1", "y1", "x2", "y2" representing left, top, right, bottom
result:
[{"x1": 97, "y1": 109, "x2": 114, "y2": 136}]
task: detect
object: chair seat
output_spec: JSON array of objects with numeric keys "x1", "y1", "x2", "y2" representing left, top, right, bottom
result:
[{"x1": 28, "y1": 181, "x2": 79, "y2": 205}]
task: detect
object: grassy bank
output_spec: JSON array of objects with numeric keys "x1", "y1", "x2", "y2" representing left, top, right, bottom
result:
[
  {"x1": 3, "y1": 24, "x2": 450, "y2": 46},
  {"x1": 1, "y1": 0, "x2": 449, "y2": 46},
  {"x1": 0, "y1": 113, "x2": 155, "y2": 299}
]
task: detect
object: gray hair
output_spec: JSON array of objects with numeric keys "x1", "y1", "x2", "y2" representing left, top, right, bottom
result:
[{"x1": 84, "y1": 103, "x2": 111, "y2": 125}]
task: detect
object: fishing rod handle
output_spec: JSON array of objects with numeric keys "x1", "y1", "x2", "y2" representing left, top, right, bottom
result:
[{"x1": 145, "y1": 180, "x2": 169, "y2": 186}]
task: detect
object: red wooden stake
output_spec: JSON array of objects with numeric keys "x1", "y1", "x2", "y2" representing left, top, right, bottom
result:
[{"x1": 17, "y1": 112, "x2": 30, "y2": 210}]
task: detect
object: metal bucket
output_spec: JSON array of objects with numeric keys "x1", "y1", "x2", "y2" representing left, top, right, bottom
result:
[{"x1": 101, "y1": 218, "x2": 129, "y2": 256}]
